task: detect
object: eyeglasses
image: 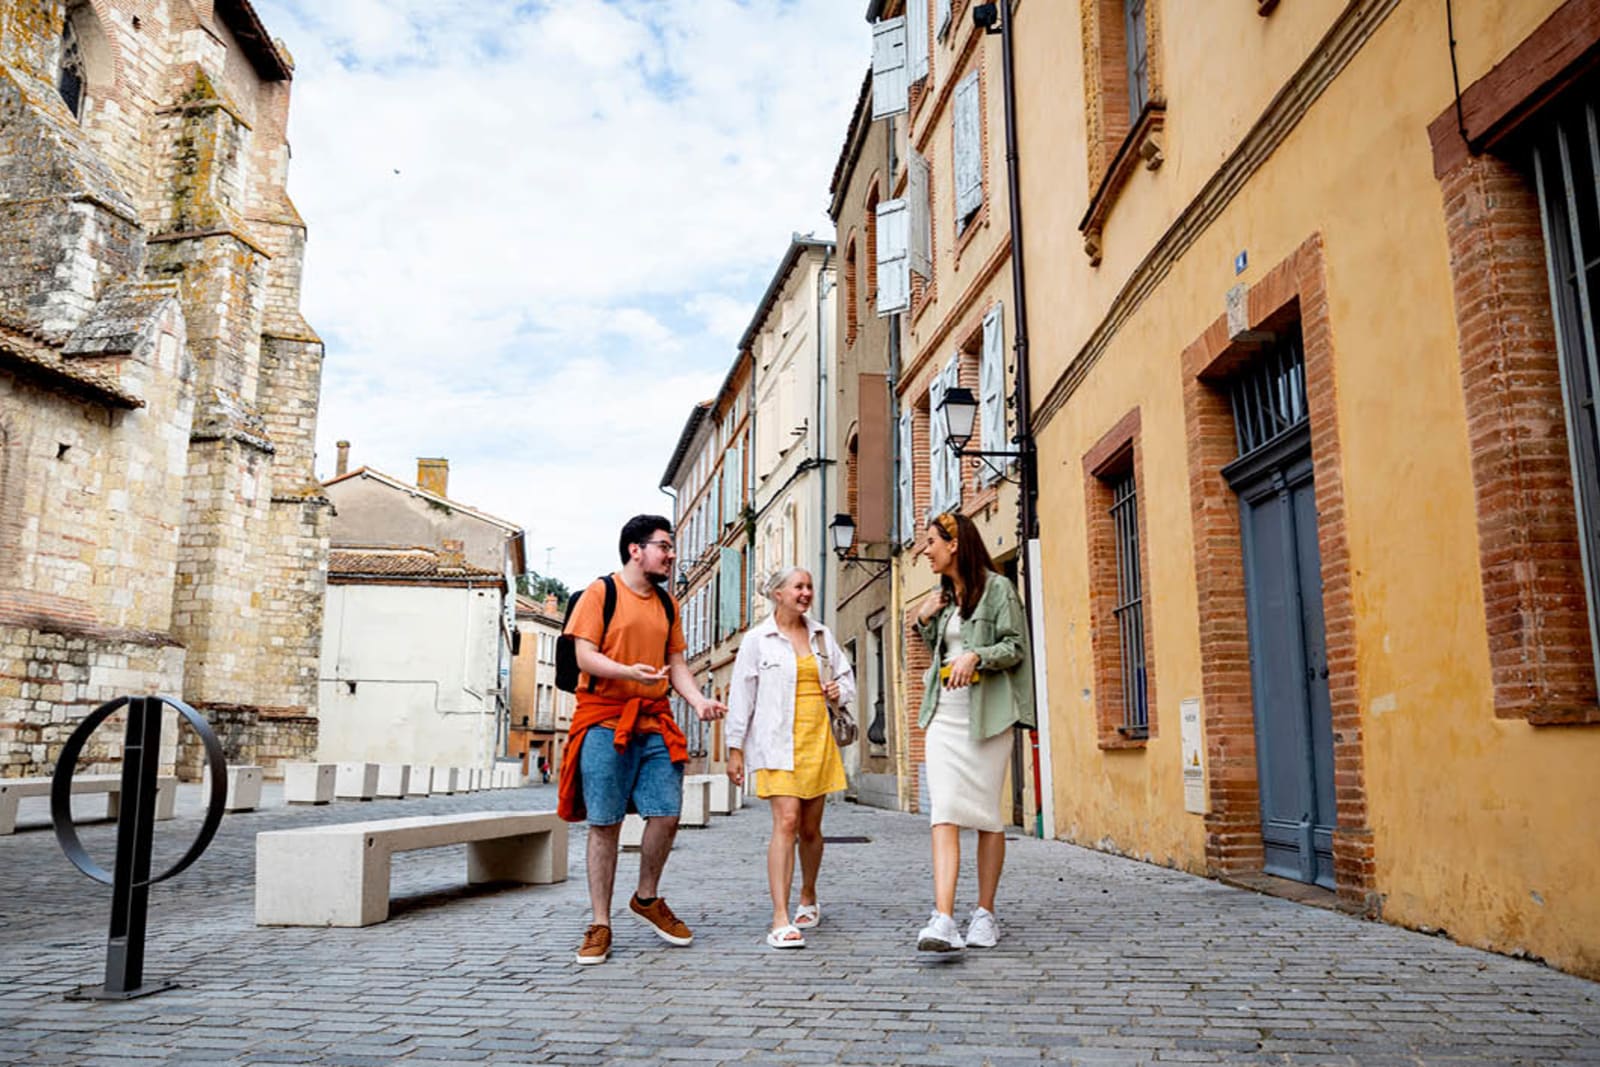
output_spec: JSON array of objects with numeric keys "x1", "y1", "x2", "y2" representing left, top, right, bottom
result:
[{"x1": 638, "y1": 539, "x2": 676, "y2": 552}]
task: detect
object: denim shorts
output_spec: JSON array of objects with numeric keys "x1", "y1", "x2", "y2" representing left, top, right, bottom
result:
[{"x1": 579, "y1": 727, "x2": 683, "y2": 826}]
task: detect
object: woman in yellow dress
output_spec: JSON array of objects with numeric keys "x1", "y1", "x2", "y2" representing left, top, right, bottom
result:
[{"x1": 726, "y1": 568, "x2": 855, "y2": 949}]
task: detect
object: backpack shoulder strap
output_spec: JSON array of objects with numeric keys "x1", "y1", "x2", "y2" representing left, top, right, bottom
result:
[
  {"x1": 652, "y1": 583, "x2": 676, "y2": 660},
  {"x1": 586, "y1": 575, "x2": 619, "y2": 694}
]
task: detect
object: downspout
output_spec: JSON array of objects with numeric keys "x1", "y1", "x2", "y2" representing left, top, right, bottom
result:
[
  {"x1": 884, "y1": 110, "x2": 914, "y2": 812},
  {"x1": 997, "y1": 0, "x2": 1052, "y2": 839},
  {"x1": 815, "y1": 247, "x2": 834, "y2": 626}
]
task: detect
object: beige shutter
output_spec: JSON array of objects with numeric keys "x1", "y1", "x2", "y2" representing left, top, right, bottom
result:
[
  {"x1": 979, "y1": 302, "x2": 1007, "y2": 486},
  {"x1": 908, "y1": 149, "x2": 932, "y2": 280},
  {"x1": 953, "y1": 71, "x2": 983, "y2": 224}
]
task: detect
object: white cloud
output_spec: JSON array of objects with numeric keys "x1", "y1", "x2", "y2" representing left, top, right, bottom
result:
[{"x1": 250, "y1": 0, "x2": 868, "y2": 584}]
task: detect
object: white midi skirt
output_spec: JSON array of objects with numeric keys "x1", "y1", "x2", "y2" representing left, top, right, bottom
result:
[{"x1": 924, "y1": 682, "x2": 1012, "y2": 831}]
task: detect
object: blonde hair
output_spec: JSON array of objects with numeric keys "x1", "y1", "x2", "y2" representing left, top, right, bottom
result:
[{"x1": 763, "y1": 566, "x2": 812, "y2": 601}]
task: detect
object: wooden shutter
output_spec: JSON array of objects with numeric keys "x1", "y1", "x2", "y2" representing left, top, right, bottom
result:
[
  {"x1": 907, "y1": 0, "x2": 929, "y2": 85},
  {"x1": 929, "y1": 369, "x2": 949, "y2": 517},
  {"x1": 898, "y1": 409, "x2": 915, "y2": 545},
  {"x1": 871, "y1": 17, "x2": 908, "y2": 120},
  {"x1": 979, "y1": 302, "x2": 1007, "y2": 486},
  {"x1": 858, "y1": 374, "x2": 891, "y2": 543},
  {"x1": 936, "y1": 0, "x2": 952, "y2": 41},
  {"x1": 719, "y1": 546, "x2": 741, "y2": 639},
  {"x1": 941, "y1": 354, "x2": 963, "y2": 510},
  {"x1": 908, "y1": 149, "x2": 932, "y2": 280},
  {"x1": 953, "y1": 71, "x2": 983, "y2": 224},
  {"x1": 876, "y1": 198, "x2": 910, "y2": 315}
]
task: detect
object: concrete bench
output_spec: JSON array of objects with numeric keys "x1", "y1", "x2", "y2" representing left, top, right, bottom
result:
[
  {"x1": 375, "y1": 764, "x2": 410, "y2": 799},
  {"x1": 680, "y1": 778, "x2": 711, "y2": 828},
  {"x1": 203, "y1": 764, "x2": 263, "y2": 813},
  {"x1": 0, "y1": 773, "x2": 177, "y2": 834},
  {"x1": 254, "y1": 810, "x2": 568, "y2": 927},
  {"x1": 336, "y1": 762, "x2": 378, "y2": 800},
  {"x1": 284, "y1": 762, "x2": 336, "y2": 804}
]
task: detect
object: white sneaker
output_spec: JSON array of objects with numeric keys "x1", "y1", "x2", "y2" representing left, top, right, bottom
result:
[
  {"x1": 965, "y1": 907, "x2": 999, "y2": 948},
  {"x1": 916, "y1": 910, "x2": 965, "y2": 952}
]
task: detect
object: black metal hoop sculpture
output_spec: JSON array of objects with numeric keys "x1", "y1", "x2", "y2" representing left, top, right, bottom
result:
[{"x1": 49, "y1": 694, "x2": 228, "y2": 1000}]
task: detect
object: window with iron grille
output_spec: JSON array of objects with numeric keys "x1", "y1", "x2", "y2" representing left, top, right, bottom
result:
[
  {"x1": 1109, "y1": 468, "x2": 1147, "y2": 736},
  {"x1": 1531, "y1": 94, "x2": 1600, "y2": 679},
  {"x1": 1229, "y1": 326, "x2": 1308, "y2": 459},
  {"x1": 1124, "y1": 0, "x2": 1149, "y2": 119}
]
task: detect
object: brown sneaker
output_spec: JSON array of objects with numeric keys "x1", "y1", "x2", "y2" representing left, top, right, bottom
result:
[
  {"x1": 629, "y1": 894, "x2": 693, "y2": 946},
  {"x1": 575, "y1": 923, "x2": 611, "y2": 965}
]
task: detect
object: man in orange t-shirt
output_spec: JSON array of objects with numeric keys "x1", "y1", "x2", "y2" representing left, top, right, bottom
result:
[{"x1": 563, "y1": 514, "x2": 725, "y2": 965}]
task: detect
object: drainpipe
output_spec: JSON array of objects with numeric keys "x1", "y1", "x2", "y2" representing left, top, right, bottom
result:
[
  {"x1": 815, "y1": 246, "x2": 834, "y2": 626},
  {"x1": 995, "y1": 0, "x2": 1052, "y2": 839}
]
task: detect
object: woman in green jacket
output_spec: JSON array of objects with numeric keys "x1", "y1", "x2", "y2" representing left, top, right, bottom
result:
[{"x1": 911, "y1": 512, "x2": 1035, "y2": 952}]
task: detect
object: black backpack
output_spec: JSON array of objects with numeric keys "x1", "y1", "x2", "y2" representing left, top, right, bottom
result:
[{"x1": 554, "y1": 575, "x2": 677, "y2": 694}]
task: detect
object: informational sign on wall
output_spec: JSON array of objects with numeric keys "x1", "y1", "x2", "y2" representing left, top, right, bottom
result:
[{"x1": 1180, "y1": 697, "x2": 1207, "y2": 814}]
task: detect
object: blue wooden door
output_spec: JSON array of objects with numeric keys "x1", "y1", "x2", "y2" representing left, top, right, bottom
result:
[{"x1": 1233, "y1": 440, "x2": 1336, "y2": 888}]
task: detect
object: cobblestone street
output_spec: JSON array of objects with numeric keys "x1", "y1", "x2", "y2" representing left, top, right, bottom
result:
[{"x1": 0, "y1": 783, "x2": 1596, "y2": 1066}]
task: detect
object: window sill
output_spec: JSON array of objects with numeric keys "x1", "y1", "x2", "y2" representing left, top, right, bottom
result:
[
  {"x1": 1521, "y1": 704, "x2": 1600, "y2": 726},
  {"x1": 1079, "y1": 100, "x2": 1167, "y2": 266},
  {"x1": 1097, "y1": 732, "x2": 1149, "y2": 751}
]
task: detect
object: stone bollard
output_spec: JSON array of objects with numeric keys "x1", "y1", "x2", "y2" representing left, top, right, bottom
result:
[
  {"x1": 433, "y1": 767, "x2": 458, "y2": 795},
  {"x1": 680, "y1": 778, "x2": 711, "y2": 828},
  {"x1": 284, "y1": 763, "x2": 336, "y2": 805},
  {"x1": 375, "y1": 764, "x2": 410, "y2": 799},
  {"x1": 408, "y1": 764, "x2": 433, "y2": 797},
  {"x1": 619, "y1": 812, "x2": 646, "y2": 850},
  {"x1": 335, "y1": 762, "x2": 379, "y2": 801},
  {"x1": 203, "y1": 764, "x2": 264, "y2": 812}
]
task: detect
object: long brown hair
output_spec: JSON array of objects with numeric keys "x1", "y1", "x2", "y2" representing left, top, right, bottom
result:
[{"x1": 929, "y1": 512, "x2": 998, "y2": 617}]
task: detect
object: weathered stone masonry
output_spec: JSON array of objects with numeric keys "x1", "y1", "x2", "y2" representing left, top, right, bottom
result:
[{"x1": 0, "y1": 0, "x2": 328, "y2": 779}]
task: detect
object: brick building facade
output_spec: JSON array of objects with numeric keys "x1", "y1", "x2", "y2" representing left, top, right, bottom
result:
[{"x1": 0, "y1": 0, "x2": 328, "y2": 778}]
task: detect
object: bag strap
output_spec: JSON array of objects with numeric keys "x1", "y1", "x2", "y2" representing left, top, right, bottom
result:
[
  {"x1": 585, "y1": 575, "x2": 620, "y2": 694},
  {"x1": 590, "y1": 575, "x2": 676, "y2": 691}
]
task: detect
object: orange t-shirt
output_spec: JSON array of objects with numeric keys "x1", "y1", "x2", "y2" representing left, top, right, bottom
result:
[{"x1": 565, "y1": 574, "x2": 686, "y2": 705}]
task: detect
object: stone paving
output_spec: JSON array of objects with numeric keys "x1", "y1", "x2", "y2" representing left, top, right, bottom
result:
[{"x1": 0, "y1": 781, "x2": 1597, "y2": 1065}]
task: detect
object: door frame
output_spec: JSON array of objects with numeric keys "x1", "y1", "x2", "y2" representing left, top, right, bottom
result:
[{"x1": 1180, "y1": 235, "x2": 1374, "y2": 913}]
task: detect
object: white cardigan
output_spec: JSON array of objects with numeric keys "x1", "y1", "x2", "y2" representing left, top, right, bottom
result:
[{"x1": 725, "y1": 613, "x2": 856, "y2": 772}]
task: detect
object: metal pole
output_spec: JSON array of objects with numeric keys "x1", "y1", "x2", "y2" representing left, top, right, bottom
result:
[
  {"x1": 996, "y1": 1, "x2": 1046, "y2": 837},
  {"x1": 102, "y1": 696, "x2": 162, "y2": 995}
]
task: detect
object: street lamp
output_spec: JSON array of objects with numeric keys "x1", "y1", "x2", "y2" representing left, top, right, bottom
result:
[
  {"x1": 674, "y1": 569, "x2": 689, "y2": 599},
  {"x1": 937, "y1": 386, "x2": 1024, "y2": 483},
  {"x1": 828, "y1": 513, "x2": 891, "y2": 579}
]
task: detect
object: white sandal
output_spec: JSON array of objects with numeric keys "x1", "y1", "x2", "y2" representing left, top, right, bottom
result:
[
  {"x1": 766, "y1": 924, "x2": 806, "y2": 949},
  {"x1": 793, "y1": 903, "x2": 820, "y2": 929}
]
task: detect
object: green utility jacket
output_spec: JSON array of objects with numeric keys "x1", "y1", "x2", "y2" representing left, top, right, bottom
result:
[{"x1": 915, "y1": 572, "x2": 1036, "y2": 739}]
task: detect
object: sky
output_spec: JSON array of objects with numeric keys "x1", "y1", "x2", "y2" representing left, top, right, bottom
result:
[{"x1": 250, "y1": 0, "x2": 869, "y2": 588}]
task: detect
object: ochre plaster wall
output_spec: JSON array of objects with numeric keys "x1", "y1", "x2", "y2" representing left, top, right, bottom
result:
[{"x1": 1016, "y1": 0, "x2": 1600, "y2": 976}]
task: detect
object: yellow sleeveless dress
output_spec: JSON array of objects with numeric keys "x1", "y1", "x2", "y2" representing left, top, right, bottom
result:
[{"x1": 756, "y1": 655, "x2": 847, "y2": 800}]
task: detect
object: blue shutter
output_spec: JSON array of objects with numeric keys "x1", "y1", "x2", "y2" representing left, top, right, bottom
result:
[{"x1": 719, "y1": 547, "x2": 741, "y2": 639}]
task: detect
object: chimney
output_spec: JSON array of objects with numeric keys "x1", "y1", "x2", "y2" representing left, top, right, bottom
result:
[
  {"x1": 417, "y1": 457, "x2": 449, "y2": 498},
  {"x1": 544, "y1": 593, "x2": 559, "y2": 615},
  {"x1": 335, "y1": 440, "x2": 350, "y2": 476}
]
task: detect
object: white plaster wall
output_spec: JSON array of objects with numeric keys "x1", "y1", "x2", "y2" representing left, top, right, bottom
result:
[{"x1": 317, "y1": 583, "x2": 503, "y2": 768}]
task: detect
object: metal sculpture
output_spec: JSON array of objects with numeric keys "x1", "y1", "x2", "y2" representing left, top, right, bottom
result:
[{"x1": 50, "y1": 695, "x2": 227, "y2": 1000}]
